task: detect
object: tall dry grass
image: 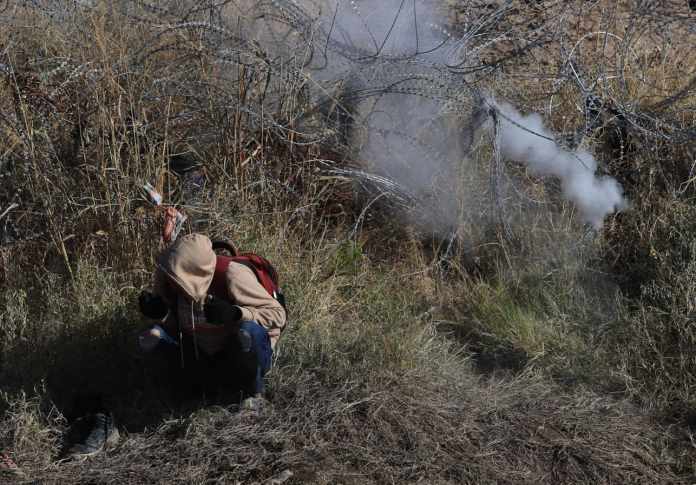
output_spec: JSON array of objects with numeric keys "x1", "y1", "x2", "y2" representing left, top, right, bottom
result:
[{"x1": 0, "y1": 1, "x2": 695, "y2": 483}]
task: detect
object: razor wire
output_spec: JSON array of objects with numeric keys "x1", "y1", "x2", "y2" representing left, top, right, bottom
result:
[{"x1": 1, "y1": 0, "x2": 695, "y2": 242}]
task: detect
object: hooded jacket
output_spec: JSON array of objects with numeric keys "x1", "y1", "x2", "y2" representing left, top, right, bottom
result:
[{"x1": 153, "y1": 234, "x2": 286, "y2": 355}]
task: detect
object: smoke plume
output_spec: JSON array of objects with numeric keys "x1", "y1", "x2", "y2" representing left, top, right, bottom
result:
[
  {"x1": 309, "y1": 0, "x2": 626, "y2": 231},
  {"x1": 494, "y1": 102, "x2": 626, "y2": 228}
]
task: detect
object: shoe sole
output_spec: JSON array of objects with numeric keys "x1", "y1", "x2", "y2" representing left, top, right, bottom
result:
[{"x1": 68, "y1": 429, "x2": 121, "y2": 460}]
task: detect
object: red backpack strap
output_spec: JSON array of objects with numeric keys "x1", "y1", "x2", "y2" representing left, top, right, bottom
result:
[
  {"x1": 231, "y1": 254, "x2": 279, "y2": 298},
  {"x1": 211, "y1": 242, "x2": 287, "y2": 317},
  {"x1": 209, "y1": 255, "x2": 233, "y2": 299}
]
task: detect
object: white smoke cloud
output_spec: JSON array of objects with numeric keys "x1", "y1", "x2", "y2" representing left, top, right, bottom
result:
[
  {"x1": 306, "y1": 0, "x2": 626, "y2": 231},
  {"x1": 494, "y1": 101, "x2": 626, "y2": 228},
  {"x1": 310, "y1": 0, "x2": 471, "y2": 233},
  {"x1": 318, "y1": 0, "x2": 446, "y2": 58}
]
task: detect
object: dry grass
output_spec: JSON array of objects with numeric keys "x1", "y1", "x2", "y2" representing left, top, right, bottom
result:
[{"x1": 1, "y1": 0, "x2": 695, "y2": 483}]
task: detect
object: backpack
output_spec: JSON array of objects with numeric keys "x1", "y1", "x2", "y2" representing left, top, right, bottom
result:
[{"x1": 209, "y1": 240, "x2": 287, "y2": 314}]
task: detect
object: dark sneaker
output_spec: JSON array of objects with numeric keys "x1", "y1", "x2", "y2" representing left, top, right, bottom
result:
[
  {"x1": 65, "y1": 412, "x2": 119, "y2": 459},
  {"x1": 240, "y1": 395, "x2": 270, "y2": 414}
]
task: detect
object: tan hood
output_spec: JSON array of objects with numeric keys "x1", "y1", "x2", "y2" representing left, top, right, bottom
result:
[{"x1": 156, "y1": 233, "x2": 216, "y2": 302}]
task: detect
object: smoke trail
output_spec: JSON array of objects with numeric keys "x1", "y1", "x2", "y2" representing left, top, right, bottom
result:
[{"x1": 494, "y1": 101, "x2": 626, "y2": 228}]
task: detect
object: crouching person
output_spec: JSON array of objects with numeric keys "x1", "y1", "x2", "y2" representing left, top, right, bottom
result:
[{"x1": 138, "y1": 234, "x2": 287, "y2": 410}]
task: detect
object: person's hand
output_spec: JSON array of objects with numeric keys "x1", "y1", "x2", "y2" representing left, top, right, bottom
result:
[
  {"x1": 138, "y1": 290, "x2": 168, "y2": 320},
  {"x1": 138, "y1": 324, "x2": 178, "y2": 352},
  {"x1": 204, "y1": 295, "x2": 242, "y2": 327},
  {"x1": 138, "y1": 327, "x2": 162, "y2": 352}
]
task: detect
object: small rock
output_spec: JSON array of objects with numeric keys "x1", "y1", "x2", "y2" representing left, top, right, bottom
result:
[{"x1": 269, "y1": 469, "x2": 293, "y2": 484}]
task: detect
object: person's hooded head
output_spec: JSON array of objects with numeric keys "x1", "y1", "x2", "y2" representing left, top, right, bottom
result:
[{"x1": 156, "y1": 233, "x2": 216, "y2": 303}]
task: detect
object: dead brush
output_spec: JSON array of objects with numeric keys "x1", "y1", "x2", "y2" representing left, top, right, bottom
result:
[{"x1": 0, "y1": 0, "x2": 695, "y2": 483}]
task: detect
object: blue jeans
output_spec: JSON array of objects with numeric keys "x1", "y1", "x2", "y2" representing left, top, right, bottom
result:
[
  {"x1": 238, "y1": 320, "x2": 273, "y2": 395},
  {"x1": 152, "y1": 320, "x2": 272, "y2": 398}
]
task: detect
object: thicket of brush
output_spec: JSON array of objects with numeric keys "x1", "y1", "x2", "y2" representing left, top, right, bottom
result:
[{"x1": 1, "y1": 1, "x2": 695, "y2": 483}]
